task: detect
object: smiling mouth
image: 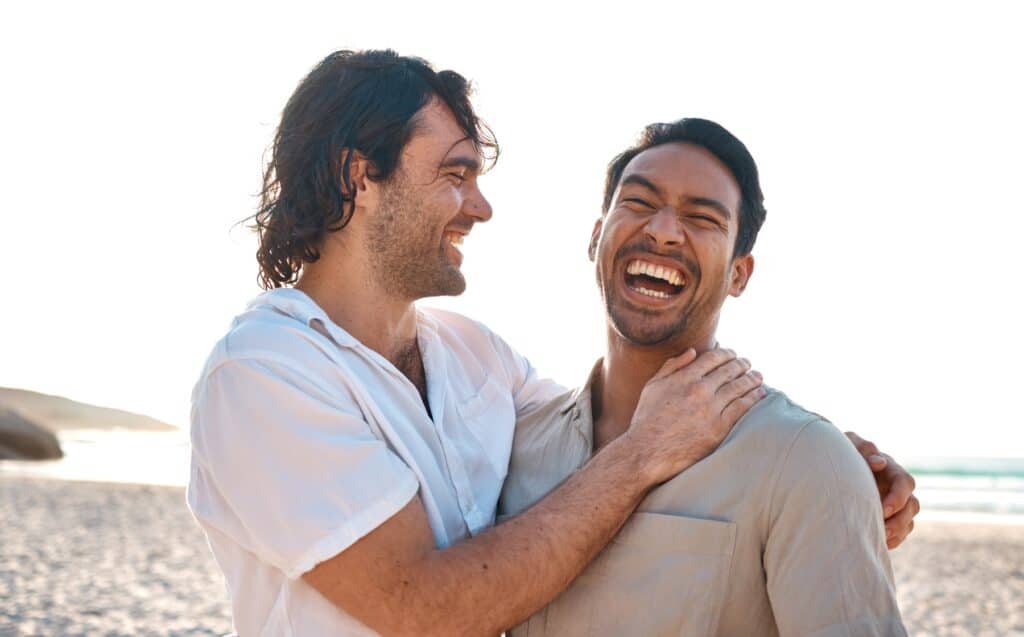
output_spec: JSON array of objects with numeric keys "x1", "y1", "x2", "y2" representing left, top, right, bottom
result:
[
  {"x1": 443, "y1": 231, "x2": 467, "y2": 266},
  {"x1": 624, "y1": 259, "x2": 685, "y2": 299}
]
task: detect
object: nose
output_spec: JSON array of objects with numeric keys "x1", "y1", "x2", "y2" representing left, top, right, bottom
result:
[
  {"x1": 464, "y1": 184, "x2": 493, "y2": 223},
  {"x1": 644, "y1": 207, "x2": 684, "y2": 247}
]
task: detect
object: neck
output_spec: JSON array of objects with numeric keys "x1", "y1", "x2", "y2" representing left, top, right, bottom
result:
[
  {"x1": 593, "y1": 323, "x2": 718, "y2": 450},
  {"x1": 296, "y1": 258, "x2": 419, "y2": 366}
]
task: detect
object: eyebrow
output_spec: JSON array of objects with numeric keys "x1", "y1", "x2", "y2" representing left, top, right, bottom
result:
[
  {"x1": 620, "y1": 174, "x2": 664, "y2": 198},
  {"x1": 621, "y1": 174, "x2": 733, "y2": 220},
  {"x1": 440, "y1": 155, "x2": 481, "y2": 172},
  {"x1": 685, "y1": 196, "x2": 733, "y2": 220}
]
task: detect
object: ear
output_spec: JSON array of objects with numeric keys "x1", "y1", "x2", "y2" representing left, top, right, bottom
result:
[
  {"x1": 728, "y1": 254, "x2": 755, "y2": 297},
  {"x1": 588, "y1": 218, "x2": 603, "y2": 261},
  {"x1": 339, "y1": 149, "x2": 373, "y2": 199}
]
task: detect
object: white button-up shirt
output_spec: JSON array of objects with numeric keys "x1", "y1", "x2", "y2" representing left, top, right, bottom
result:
[{"x1": 187, "y1": 289, "x2": 563, "y2": 636}]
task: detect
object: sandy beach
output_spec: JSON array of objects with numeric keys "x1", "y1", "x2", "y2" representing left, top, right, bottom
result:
[
  {"x1": 2, "y1": 476, "x2": 1022, "y2": 636},
  {"x1": 1, "y1": 477, "x2": 231, "y2": 636}
]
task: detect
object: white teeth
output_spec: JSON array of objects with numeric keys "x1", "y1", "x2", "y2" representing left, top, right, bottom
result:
[
  {"x1": 626, "y1": 260, "x2": 684, "y2": 286},
  {"x1": 446, "y1": 233, "x2": 464, "y2": 246},
  {"x1": 633, "y1": 286, "x2": 670, "y2": 299}
]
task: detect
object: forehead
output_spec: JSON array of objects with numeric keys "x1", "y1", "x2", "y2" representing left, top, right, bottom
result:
[
  {"x1": 620, "y1": 142, "x2": 741, "y2": 212},
  {"x1": 402, "y1": 99, "x2": 479, "y2": 167}
]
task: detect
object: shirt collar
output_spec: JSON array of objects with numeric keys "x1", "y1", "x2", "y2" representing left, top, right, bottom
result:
[
  {"x1": 246, "y1": 288, "x2": 359, "y2": 348},
  {"x1": 566, "y1": 358, "x2": 603, "y2": 452},
  {"x1": 247, "y1": 288, "x2": 441, "y2": 351}
]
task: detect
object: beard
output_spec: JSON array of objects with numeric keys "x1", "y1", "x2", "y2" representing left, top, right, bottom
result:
[
  {"x1": 605, "y1": 293, "x2": 701, "y2": 346},
  {"x1": 365, "y1": 173, "x2": 466, "y2": 300}
]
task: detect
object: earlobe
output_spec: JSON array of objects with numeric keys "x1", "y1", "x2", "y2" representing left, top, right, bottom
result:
[
  {"x1": 729, "y1": 254, "x2": 755, "y2": 297},
  {"x1": 339, "y1": 149, "x2": 370, "y2": 195},
  {"x1": 588, "y1": 219, "x2": 603, "y2": 261}
]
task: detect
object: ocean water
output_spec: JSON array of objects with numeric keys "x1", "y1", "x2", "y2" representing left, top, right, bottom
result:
[
  {"x1": 2, "y1": 432, "x2": 1022, "y2": 523},
  {"x1": 908, "y1": 457, "x2": 1024, "y2": 518},
  {"x1": 0, "y1": 429, "x2": 191, "y2": 487}
]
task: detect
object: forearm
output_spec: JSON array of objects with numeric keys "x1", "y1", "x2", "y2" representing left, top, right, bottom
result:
[
  {"x1": 391, "y1": 436, "x2": 650, "y2": 636},
  {"x1": 308, "y1": 349, "x2": 761, "y2": 635}
]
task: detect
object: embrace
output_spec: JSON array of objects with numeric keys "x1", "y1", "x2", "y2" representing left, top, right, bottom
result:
[{"x1": 188, "y1": 49, "x2": 917, "y2": 636}]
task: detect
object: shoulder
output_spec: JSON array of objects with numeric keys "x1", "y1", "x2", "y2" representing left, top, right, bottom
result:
[
  {"x1": 501, "y1": 385, "x2": 583, "y2": 516},
  {"x1": 728, "y1": 388, "x2": 834, "y2": 456},
  {"x1": 741, "y1": 389, "x2": 875, "y2": 502},
  {"x1": 192, "y1": 295, "x2": 351, "y2": 409},
  {"x1": 419, "y1": 306, "x2": 509, "y2": 354},
  {"x1": 513, "y1": 385, "x2": 579, "y2": 440}
]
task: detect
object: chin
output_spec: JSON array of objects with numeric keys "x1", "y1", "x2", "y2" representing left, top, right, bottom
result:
[
  {"x1": 420, "y1": 269, "x2": 466, "y2": 298},
  {"x1": 608, "y1": 308, "x2": 688, "y2": 346}
]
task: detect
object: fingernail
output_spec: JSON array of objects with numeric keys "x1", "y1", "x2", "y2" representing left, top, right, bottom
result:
[
  {"x1": 869, "y1": 454, "x2": 885, "y2": 464},
  {"x1": 886, "y1": 528, "x2": 894, "y2": 539},
  {"x1": 884, "y1": 506, "x2": 894, "y2": 517}
]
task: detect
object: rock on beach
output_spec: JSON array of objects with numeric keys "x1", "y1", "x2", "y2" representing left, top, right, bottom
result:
[{"x1": 0, "y1": 409, "x2": 62, "y2": 461}]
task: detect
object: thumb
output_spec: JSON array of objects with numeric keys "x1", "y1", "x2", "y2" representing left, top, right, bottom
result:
[{"x1": 652, "y1": 348, "x2": 698, "y2": 380}]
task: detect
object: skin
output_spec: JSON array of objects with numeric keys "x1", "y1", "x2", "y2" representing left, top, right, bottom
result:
[
  {"x1": 590, "y1": 141, "x2": 918, "y2": 547},
  {"x1": 295, "y1": 100, "x2": 765, "y2": 636}
]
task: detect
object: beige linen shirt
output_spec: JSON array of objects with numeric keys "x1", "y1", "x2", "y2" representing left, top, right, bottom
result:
[{"x1": 499, "y1": 362, "x2": 906, "y2": 637}]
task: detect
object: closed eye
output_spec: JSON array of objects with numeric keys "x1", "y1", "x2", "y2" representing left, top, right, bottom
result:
[
  {"x1": 623, "y1": 197, "x2": 654, "y2": 208},
  {"x1": 690, "y1": 214, "x2": 724, "y2": 228}
]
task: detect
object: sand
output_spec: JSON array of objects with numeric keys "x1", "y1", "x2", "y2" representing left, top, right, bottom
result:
[
  {"x1": 1, "y1": 477, "x2": 231, "y2": 636},
  {"x1": 892, "y1": 518, "x2": 1024, "y2": 636},
  {"x1": 2, "y1": 477, "x2": 1022, "y2": 636}
]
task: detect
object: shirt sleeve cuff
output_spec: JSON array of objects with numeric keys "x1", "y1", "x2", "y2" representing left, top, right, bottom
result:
[{"x1": 284, "y1": 472, "x2": 421, "y2": 579}]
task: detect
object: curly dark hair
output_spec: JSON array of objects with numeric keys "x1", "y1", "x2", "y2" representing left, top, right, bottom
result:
[
  {"x1": 602, "y1": 118, "x2": 766, "y2": 257},
  {"x1": 253, "y1": 49, "x2": 498, "y2": 289}
]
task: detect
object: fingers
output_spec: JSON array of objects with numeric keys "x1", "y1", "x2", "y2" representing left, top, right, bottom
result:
[
  {"x1": 885, "y1": 495, "x2": 920, "y2": 549},
  {"x1": 704, "y1": 356, "x2": 751, "y2": 389},
  {"x1": 651, "y1": 348, "x2": 698, "y2": 380},
  {"x1": 881, "y1": 459, "x2": 917, "y2": 519},
  {"x1": 720, "y1": 384, "x2": 767, "y2": 426},
  {"x1": 846, "y1": 431, "x2": 882, "y2": 460},
  {"x1": 715, "y1": 368, "x2": 763, "y2": 407}
]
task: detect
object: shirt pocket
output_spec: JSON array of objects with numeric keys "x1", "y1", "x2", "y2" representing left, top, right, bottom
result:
[{"x1": 517, "y1": 512, "x2": 737, "y2": 637}]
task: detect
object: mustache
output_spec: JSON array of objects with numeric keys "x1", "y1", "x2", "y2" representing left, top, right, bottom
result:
[{"x1": 614, "y1": 243, "x2": 700, "y2": 280}]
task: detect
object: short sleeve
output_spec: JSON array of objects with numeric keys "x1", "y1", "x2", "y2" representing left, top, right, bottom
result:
[
  {"x1": 764, "y1": 419, "x2": 907, "y2": 637},
  {"x1": 187, "y1": 357, "x2": 420, "y2": 580}
]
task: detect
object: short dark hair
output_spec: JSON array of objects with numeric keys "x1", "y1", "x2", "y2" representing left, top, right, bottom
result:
[
  {"x1": 254, "y1": 49, "x2": 498, "y2": 289},
  {"x1": 602, "y1": 118, "x2": 766, "y2": 257}
]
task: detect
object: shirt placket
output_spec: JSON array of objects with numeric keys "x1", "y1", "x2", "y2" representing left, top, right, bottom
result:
[{"x1": 418, "y1": 325, "x2": 485, "y2": 535}]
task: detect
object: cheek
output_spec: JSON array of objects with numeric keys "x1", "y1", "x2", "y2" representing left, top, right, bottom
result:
[{"x1": 693, "y1": 235, "x2": 734, "y2": 281}]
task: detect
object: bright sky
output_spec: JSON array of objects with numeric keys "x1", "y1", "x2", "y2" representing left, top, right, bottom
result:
[{"x1": 2, "y1": 1, "x2": 1021, "y2": 460}]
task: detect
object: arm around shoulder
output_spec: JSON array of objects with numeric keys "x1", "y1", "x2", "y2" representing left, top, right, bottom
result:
[{"x1": 764, "y1": 418, "x2": 907, "y2": 637}]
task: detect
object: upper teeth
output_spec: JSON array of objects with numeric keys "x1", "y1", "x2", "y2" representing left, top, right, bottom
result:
[
  {"x1": 626, "y1": 260, "x2": 684, "y2": 286},
  {"x1": 446, "y1": 232, "x2": 465, "y2": 246}
]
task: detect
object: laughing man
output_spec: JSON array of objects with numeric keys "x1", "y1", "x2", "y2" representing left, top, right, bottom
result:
[{"x1": 500, "y1": 118, "x2": 909, "y2": 636}]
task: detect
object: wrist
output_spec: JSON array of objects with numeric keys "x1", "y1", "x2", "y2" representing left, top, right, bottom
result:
[{"x1": 597, "y1": 432, "x2": 659, "y2": 494}]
